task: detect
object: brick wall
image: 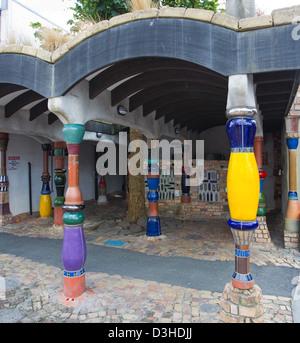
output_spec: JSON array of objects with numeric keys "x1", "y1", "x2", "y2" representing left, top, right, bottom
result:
[{"x1": 146, "y1": 159, "x2": 229, "y2": 219}]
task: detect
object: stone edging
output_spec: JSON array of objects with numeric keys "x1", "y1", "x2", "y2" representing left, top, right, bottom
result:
[{"x1": 0, "y1": 5, "x2": 299, "y2": 63}]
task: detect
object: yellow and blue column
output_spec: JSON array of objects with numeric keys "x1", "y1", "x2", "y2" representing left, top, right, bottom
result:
[
  {"x1": 226, "y1": 114, "x2": 260, "y2": 289},
  {"x1": 39, "y1": 143, "x2": 52, "y2": 218}
]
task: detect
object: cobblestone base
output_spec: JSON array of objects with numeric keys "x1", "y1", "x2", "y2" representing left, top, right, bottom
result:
[
  {"x1": 0, "y1": 254, "x2": 294, "y2": 323},
  {"x1": 252, "y1": 216, "x2": 272, "y2": 251},
  {"x1": 220, "y1": 282, "x2": 264, "y2": 323},
  {"x1": 284, "y1": 231, "x2": 299, "y2": 249}
]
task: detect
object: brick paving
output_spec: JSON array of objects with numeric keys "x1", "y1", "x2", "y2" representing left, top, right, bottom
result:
[{"x1": 0, "y1": 196, "x2": 299, "y2": 323}]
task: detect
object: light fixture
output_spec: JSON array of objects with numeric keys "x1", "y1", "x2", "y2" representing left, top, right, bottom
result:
[
  {"x1": 175, "y1": 128, "x2": 180, "y2": 135},
  {"x1": 117, "y1": 105, "x2": 128, "y2": 116},
  {"x1": 96, "y1": 132, "x2": 102, "y2": 138}
]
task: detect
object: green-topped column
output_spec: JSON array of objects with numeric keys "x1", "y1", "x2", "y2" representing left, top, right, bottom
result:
[
  {"x1": 61, "y1": 124, "x2": 86, "y2": 298},
  {"x1": 54, "y1": 141, "x2": 66, "y2": 226}
]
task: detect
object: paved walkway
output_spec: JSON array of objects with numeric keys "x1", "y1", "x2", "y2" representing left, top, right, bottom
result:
[{"x1": 0, "y1": 195, "x2": 299, "y2": 323}]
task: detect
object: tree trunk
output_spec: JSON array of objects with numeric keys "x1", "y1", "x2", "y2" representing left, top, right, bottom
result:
[{"x1": 126, "y1": 128, "x2": 147, "y2": 223}]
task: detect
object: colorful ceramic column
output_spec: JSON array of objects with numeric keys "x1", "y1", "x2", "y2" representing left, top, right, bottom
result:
[
  {"x1": 39, "y1": 143, "x2": 52, "y2": 218},
  {"x1": 252, "y1": 135, "x2": 272, "y2": 248},
  {"x1": 61, "y1": 124, "x2": 86, "y2": 298},
  {"x1": 284, "y1": 137, "x2": 300, "y2": 244},
  {"x1": 0, "y1": 133, "x2": 12, "y2": 225},
  {"x1": 254, "y1": 137, "x2": 267, "y2": 216},
  {"x1": 284, "y1": 116, "x2": 300, "y2": 248},
  {"x1": 147, "y1": 140, "x2": 161, "y2": 236},
  {"x1": 54, "y1": 142, "x2": 66, "y2": 226},
  {"x1": 226, "y1": 114, "x2": 260, "y2": 290},
  {"x1": 181, "y1": 163, "x2": 191, "y2": 204},
  {"x1": 98, "y1": 175, "x2": 108, "y2": 204}
]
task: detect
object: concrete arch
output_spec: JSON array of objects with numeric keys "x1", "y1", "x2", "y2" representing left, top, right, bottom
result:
[{"x1": 0, "y1": 7, "x2": 300, "y2": 136}]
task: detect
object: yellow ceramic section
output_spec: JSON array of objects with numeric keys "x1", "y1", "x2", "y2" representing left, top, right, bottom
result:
[
  {"x1": 227, "y1": 153, "x2": 259, "y2": 221},
  {"x1": 39, "y1": 194, "x2": 52, "y2": 218}
]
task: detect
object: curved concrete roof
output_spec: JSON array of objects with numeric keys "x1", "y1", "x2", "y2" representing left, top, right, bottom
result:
[
  {"x1": 0, "y1": 6, "x2": 299, "y2": 137},
  {"x1": 0, "y1": 6, "x2": 300, "y2": 95}
]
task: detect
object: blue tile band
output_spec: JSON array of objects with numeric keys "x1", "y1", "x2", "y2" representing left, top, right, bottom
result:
[
  {"x1": 232, "y1": 272, "x2": 253, "y2": 282},
  {"x1": 231, "y1": 147, "x2": 254, "y2": 153},
  {"x1": 288, "y1": 191, "x2": 299, "y2": 200},
  {"x1": 235, "y1": 249, "x2": 250, "y2": 257},
  {"x1": 228, "y1": 219, "x2": 258, "y2": 230},
  {"x1": 64, "y1": 268, "x2": 85, "y2": 278}
]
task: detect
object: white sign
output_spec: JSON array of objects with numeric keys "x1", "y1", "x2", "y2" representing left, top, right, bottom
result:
[{"x1": 8, "y1": 156, "x2": 20, "y2": 170}]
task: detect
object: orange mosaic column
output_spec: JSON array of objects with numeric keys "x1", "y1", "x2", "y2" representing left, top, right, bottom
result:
[{"x1": 0, "y1": 133, "x2": 12, "y2": 225}]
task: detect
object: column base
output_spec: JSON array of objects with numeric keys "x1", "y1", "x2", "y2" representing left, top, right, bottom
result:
[
  {"x1": 147, "y1": 216, "x2": 161, "y2": 236},
  {"x1": 284, "y1": 231, "x2": 299, "y2": 249},
  {"x1": 220, "y1": 281, "x2": 264, "y2": 323},
  {"x1": 97, "y1": 195, "x2": 108, "y2": 204},
  {"x1": 63, "y1": 273, "x2": 86, "y2": 298},
  {"x1": 252, "y1": 216, "x2": 272, "y2": 251},
  {"x1": 181, "y1": 195, "x2": 191, "y2": 203}
]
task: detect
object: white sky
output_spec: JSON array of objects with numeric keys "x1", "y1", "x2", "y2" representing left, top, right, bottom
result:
[{"x1": 2, "y1": 0, "x2": 300, "y2": 44}]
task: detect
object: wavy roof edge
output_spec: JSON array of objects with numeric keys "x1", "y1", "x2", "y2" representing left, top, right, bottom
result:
[{"x1": 0, "y1": 5, "x2": 299, "y2": 64}]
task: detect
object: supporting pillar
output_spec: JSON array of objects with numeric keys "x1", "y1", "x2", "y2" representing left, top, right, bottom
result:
[
  {"x1": 226, "y1": 115, "x2": 259, "y2": 290},
  {"x1": 284, "y1": 136, "x2": 300, "y2": 248},
  {"x1": 39, "y1": 143, "x2": 52, "y2": 218},
  {"x1": 220, "y1": 75, "x2": 263, "y2": 323},
  {"x1": 147, "y1": 139, "x2": 161, "y2": 236},
  {"x1": 253, "y1": 136, "x2": 272, "y2": 249},
  {"x1": 0, "y1": 133, "x2": 12, "y2": 225},
  {"x1": 61, "y1": 124, "x2": 87, "y2": 298},
  {"x1": 181, "y1": 147, "x2": 191, "y2": 204},
  {"x1": 54, "y1": 142, "x2": 66, "y2": 226}
]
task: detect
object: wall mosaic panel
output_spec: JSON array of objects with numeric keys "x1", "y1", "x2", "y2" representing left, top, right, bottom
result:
[
  {"x1": 199, "y1": 170, "x2": 220, "y2": 202},
  {"x1": 145, "y1": 169, "x2": 175, "y2": 200}
]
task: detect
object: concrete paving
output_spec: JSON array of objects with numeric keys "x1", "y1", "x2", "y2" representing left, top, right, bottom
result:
[{"x1": 0, "y1": 195, "x2": 299, "y2": 323}]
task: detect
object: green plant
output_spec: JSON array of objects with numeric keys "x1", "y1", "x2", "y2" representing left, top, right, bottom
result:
[{"x1": 161, "y1": 0, "x2": 220, "y2": 11}]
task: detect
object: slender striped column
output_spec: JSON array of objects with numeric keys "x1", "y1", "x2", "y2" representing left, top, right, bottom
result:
[
  {"x1": 147, "y1": 140, "x2": 161, "y2": 237},
  {"x1": 226, "y1": 113, "x2": 260, "y2": 289},
  {"x1": 39, "y1": 144, "x2": 52, "y2": 218},
  {"x1": 285, "y1": 137, "x2": 300, "y2": 236},
  {"x1": 0, "y1": 133, "x2": 12, "y2": 225},
  {"x1": 254, "y1": 137, "x2": 267, "y2": 216},
  {"x1": 61, "y1": 124, "x2": 86, "y2": 298},
  {"x1": 54, "y1": 142, "x2": 66, "y2": 226}
]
